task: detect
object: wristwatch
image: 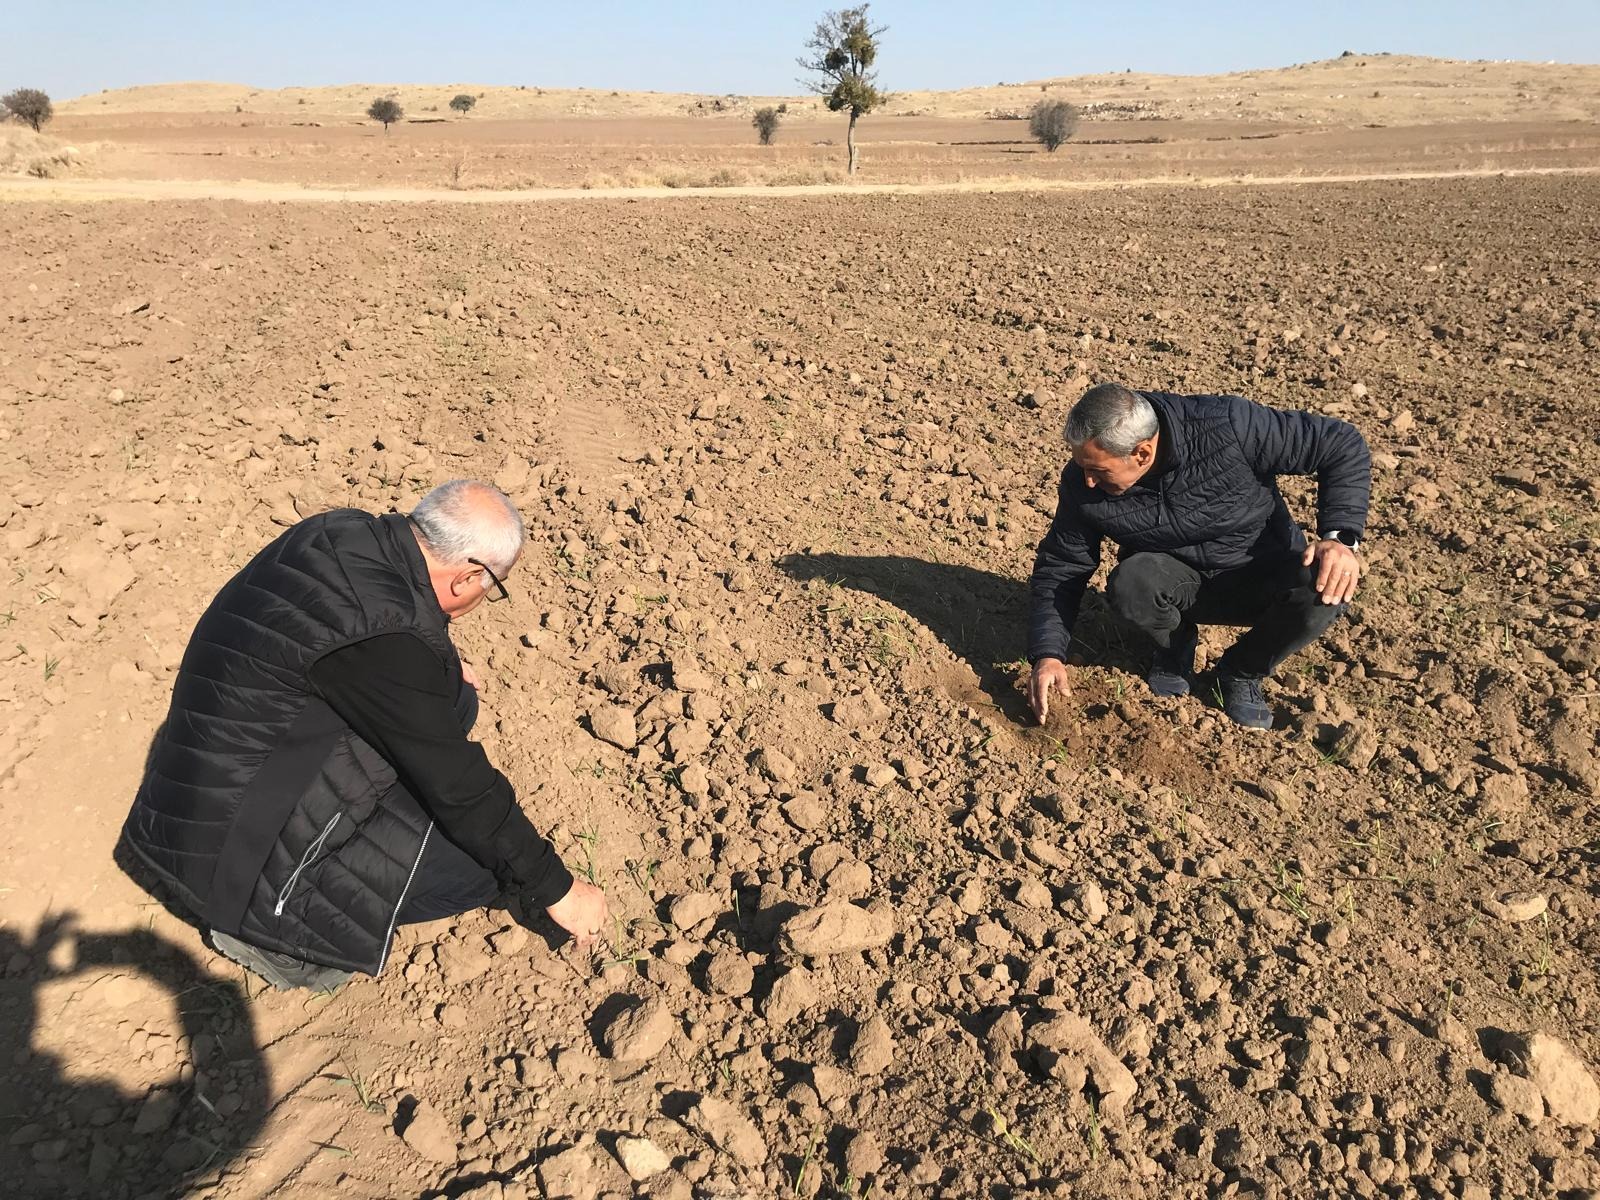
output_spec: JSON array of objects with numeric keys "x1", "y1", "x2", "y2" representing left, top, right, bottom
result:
[{"x1": 1320, "y1": 529, "x2": 1363, "y2": 552}]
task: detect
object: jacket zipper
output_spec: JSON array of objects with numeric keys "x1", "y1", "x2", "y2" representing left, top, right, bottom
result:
[
  {"x1": 377, "y1": 822, "x2": 433, "y2": 975},
  {"x1": 274, "y1": 812, "x2": 342, "y2": 917}
]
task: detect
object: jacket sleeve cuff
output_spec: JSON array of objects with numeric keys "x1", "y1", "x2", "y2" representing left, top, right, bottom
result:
[{"x1": 522, "y1": 861, "x2": 575, "y2": 909}]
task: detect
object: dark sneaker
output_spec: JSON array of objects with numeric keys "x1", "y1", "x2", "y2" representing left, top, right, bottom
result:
[
  {"x1": 1147, "y1": 625, "x2": 1198, "y2": 698},
  {"x1": 1217, "y1": 674, "x2": 1273, "y2": 730},
  {"x1": 211, "y1": 931, "x2": 352, "y2": 993}
]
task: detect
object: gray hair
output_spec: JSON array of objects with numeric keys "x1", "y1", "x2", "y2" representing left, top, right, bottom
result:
[
  {"x1": 410, "y1": 480, "x2": 526, "y2": 575},
  {"x1": 1065, "y1": 383, "x2": 1159, "y2": 456}
]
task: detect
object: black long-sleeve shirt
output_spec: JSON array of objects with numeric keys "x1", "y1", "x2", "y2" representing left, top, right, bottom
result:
[
  {"x1": 1028, "y1": 391, "x2": 1371, "y2": 663},
  {"x1": 309, "y1": 634, "x2": 573, "y2": 907}
]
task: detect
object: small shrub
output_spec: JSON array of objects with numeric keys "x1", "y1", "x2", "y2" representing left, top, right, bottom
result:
[
  {"x1": 1028, "y1": 98, "x2": 1079, "y2": 152},
  {"x1": 776, "y1": 102, "x2": 788, "y2": 114},
  {"x1": 752, "y1": 106, "x2": 781, "y2": 145},
  {"x1": 3, "y1": 88, "x2": 53, "y2": 133},
  {"x1": 450, "y1": 93, "x2": 477, "y2": 115},
  {"x1": 367, "y1": 97, "x2": 403, "y2": 131}
]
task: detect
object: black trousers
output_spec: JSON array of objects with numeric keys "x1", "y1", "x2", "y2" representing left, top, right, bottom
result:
[
  {"x1": 394, "y1": 679, "x2": 501, "y2": 925},
  {"x1": 1104, "y1": 551, "x2": 1345, "y2": 678}
]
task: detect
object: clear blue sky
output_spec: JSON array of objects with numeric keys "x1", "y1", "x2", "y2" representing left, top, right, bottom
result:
[{"x1": 6, "y1": 0, "x2": 1597, "y2": 100}]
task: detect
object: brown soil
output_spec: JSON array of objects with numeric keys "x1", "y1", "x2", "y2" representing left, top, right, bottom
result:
[{"x1": 2, "y1": 171, "x2": 1598, "y2": 1200}]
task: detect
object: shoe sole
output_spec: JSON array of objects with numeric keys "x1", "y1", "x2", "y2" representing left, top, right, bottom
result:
[{"x1": 212, "y1": 931, "x2": 352, "y2": 992}]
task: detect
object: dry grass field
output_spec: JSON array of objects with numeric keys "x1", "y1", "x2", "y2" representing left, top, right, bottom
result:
[
  {"x1": 8, "y1": 54, "x2": 1595, "y2": 193},
  {"x1": 1, "y1": 52, "x2": 1598, "y2": 1200}
]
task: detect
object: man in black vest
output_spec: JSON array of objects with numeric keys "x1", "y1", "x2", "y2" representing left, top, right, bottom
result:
[
  {"x1": 122, "y1": 480, "x2": 607, "y2": 990},
  {"x1": 1028, "y1": 383, "x2": 1369, "y2": 730}
]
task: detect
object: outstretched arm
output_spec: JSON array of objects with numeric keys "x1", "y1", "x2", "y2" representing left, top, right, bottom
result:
[
  {"x1": 1027, "y1": 471, "x2": 1102, "y2": 719},
  {"x1": 311, "y1": 635, "x2": 605, "y2": 946}
]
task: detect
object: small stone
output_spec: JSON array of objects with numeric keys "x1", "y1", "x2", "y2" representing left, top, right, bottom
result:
[
  {"x1": 613, "y1": 1135, "x2": 671, "y2": 1181},
  {"x1": 589, "y1": 705, "x2": 638, "y2": 751},
  {"x1": 1481, "y1": 891, "x2": 1548, "y2": 923},
  {"x1": 666, "y1": 720, "x2": 712, "y2": 761},
  {"x1": 829, "y1": 689, "x2": 890, "y2": 731},
  {"x1": 779, "y1": 902, "x2": 894, "y2": 957},
  {"x1": 849, "y1": 1015, "x2": 895, "y2": 1075},
  {"x1": 669, "y1": 892, "x2": 720, "y2": 932},
  {"x1": 488, "y1": 926, "x2": 529, "y2": 956},
  {"x1": 764, "y1": 967, "x2": 820, "y2": 1026},
  {"x1": 862, "y1": 762, "x2": 897, "y2": 788},
  {"x1": 1025, "y1": 1012, "x2": 1137, "y2": 1114},
  {"x1": 1065, "y1": 880, "x2": 1108, "y2": 924},
  {"x1": 782, "y1": 795, "x2": 828, "y2": 831},
  {"x1": 1498, "y1": 1031, "x2": 1600, "y2": 1126},
  {"x1": 437, "y1": 941, "x2": 491, "y2": 986},
  {"x1": 599, "y1": 995, "x2": 676, "y2": 1062},
  {"x1": 1490, "y1": 1069, "x2": 1547, "y2": 1123},
  {"x1": 687, "y1": 1095, "x2": 767, "y2": 1167},
  {"x1": 1014, "y1": 877, "x2": 1052, "y2": 910},
  {"x1": 843, "y1": 1129, "x2": 885, "y2": 1180},
  {"x1": 400, "y1": 1100, "x2": 458, "y2": 1164},
  {"x1": 132, "y1": 1090, "x2": 180, "y2": 1135},
  {"x1": 1332, "y1": 721, "x2": 1380, "y2": 772},
  {"x1": 537, "y1": 1144, "x2": 596, "y2": 1199},
  {"x1": 705, "y1": 950, "x2": 754, "y2": 997},
  {"x1": 754, "y1": 747, "x2": 798, "y2": 783}
]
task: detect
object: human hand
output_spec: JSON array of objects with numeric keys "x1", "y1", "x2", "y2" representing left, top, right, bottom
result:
[
  {"x1": 1302, "y1": 540, "x2": 1362, "y2": 605},
  {"x1": 461, "y1": 661, "x2": 483, "y2": 690},
  {"x1": 1028, "y1": 657, "x2": 1071, "y2": 723},
  {"x1": 545, "y1": 879, "x2": 608, "y2": 950}
]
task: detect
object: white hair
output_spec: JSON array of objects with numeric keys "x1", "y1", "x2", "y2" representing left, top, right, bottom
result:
[
  {"x1": 1065, "y1": 382, "x2": 1160, "y2": 456},
  {"x1": 409, "y1": 480, "x2": 525, "y2": 576}
]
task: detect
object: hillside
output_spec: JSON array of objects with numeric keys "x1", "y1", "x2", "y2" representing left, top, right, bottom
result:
[{"x1": 57, "y1": 54, "x2": 1600, "y2": 126}]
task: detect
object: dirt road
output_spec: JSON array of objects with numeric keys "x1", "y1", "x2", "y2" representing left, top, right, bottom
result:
[{"x1": 5, "y1": 162, "x2": 1600, "y2": 204}]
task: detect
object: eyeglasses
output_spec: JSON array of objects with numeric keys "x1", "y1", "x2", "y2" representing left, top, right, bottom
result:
[{"x1": 468, "y1": 558, "x2": 510, "y2": 603}]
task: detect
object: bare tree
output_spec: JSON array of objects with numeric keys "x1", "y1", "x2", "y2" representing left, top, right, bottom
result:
[
  {"x1": 798, "y1": 5, "x2": 886, "y2": 175},
  {"x1": 1028, "y1": 99, "x2": 1079, "y2": 153},
  {"x1": 752, "y1": 106, "x2": 781, "y2": 145},
  {"x1": 367, "y1": 97, "x2": 403, "y2": 132},
  {"x1": 3, "y1": 88, "x2": 53, "y2": 133},
  {"x1": 449, "y1": 93, "x2": 477, "y2": 116}
]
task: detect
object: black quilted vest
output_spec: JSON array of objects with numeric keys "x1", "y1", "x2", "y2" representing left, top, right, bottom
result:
[{"x1": 122, "y1": 510, "x2": 459, "y2": 975}]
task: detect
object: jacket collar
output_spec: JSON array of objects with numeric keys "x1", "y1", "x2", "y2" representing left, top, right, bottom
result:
[
  {"x1": 1141, "y1": 391, "x2": 1183, "y2": 476},
  {"x1": 378, "y1": 513, "x2": 448, "y2": 626}
]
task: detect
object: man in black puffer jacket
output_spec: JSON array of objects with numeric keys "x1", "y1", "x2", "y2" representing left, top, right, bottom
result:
[
  {"x1": 1028, "y1": 383, "x2": 1370, "y2": 729},
  {"x1": 121, "y1": 480, "x2": 608, "y2": 990}
]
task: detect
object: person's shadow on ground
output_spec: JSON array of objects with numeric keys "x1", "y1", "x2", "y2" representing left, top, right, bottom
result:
[
  {"x1": 777, "y1": 552, "x2": 1140, "y2": 717},
  {"x1": 0, "y1": 914, "x2": 268, "y2": 1199}
]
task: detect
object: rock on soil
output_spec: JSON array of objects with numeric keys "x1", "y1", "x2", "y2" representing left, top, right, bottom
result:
[
  {"x1": 779, "y1": 902, "x2": 894, "y2": 957},
  {"x1": 705, "y1": 948, "x2": 754, "y2": 996},
  {"x1": 613, "y1": 1134, "x2": 671, "y2": 1181},
  {"x1": 668, "y1": 891, "x2": 720, "y2": 932},
  {"x1": 599, "y1": 994, "x2": 676, "y2": 1062},
  {"x1": 687, "y1": 1095, "x2": 767, "y2": 1168},
  {"x1": 588, "y1": 704, "x2": 638, "y2": 750},
  {"x1": 1497, "y1": 1031, "x2": 1600, "y2": 1126},
  {"x1": 850, "y1": 1014, "x2": 896, "y2": 1075},
  {"x1": 399, "y1": 1099, "x2": 458, "y2": 1164},
  {"x1": 1481, "y1": 891, "x2": 1548, "y2": 922},
  {"x1": 537, "y1": 1143, "x2": 597, "y2": 1199},
  {"x1": 1026, "y1": 1012, "x2": 1137, "y2": 1114},
  {"x1": 764, "y1": 967, "x2": 820, "y2": 1025}
]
